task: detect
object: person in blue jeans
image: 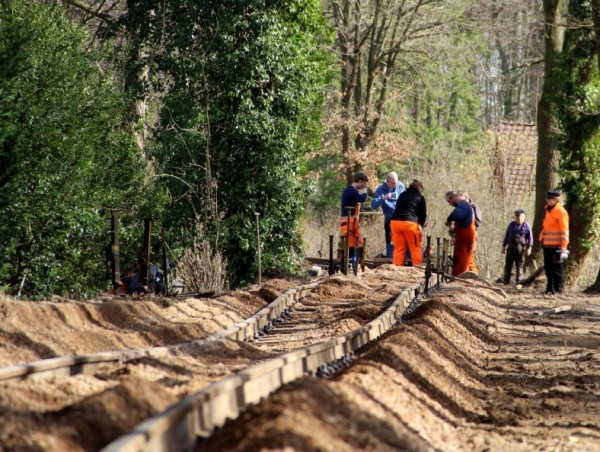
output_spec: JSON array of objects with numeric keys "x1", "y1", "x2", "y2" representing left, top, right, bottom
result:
[
  {"x1": 371, "y1": 171, "x2": 405, "y2": 257},
  {"x1": 502, "y1": 208, "x2": 533, "y2": 285}
]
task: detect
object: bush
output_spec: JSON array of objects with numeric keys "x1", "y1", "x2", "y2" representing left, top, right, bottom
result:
[
  {"x1": 176, "y1": 222, "x2": 227, "y2": 293},
  {"x1": 0, "y1": 0, "x2": 159, "y2": 297}
]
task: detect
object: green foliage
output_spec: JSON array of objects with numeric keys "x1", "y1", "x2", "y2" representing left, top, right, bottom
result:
[
  {"x1": 0, "y1": 0, "x2": 159, "y2": 297},
  {"x1": 140, "y1": 0, "x2": 331, "y2": 285},
  {"x1": 552, "y1": 0, "x2": 600, "y2": 251}
]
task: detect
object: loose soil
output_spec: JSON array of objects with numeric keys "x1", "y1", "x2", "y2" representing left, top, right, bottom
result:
[
  {"x1": 1, "y1": 269, "x2": 600, "y2": 451},
  {"x1": 204, "y1": 279, "x2": 600, "y2": 451}
]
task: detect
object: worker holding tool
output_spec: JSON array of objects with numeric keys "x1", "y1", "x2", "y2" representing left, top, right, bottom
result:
[
  {"x1": 390, "y1": 179, "x2": 427, "y2": 266},
  {"x1": 501, "y1": 208, "x2": 533, "y2": 285},
  {"x1": 371, "y1": 171, "x2": 405, "y2": 258},
  {"x1": 539, "y1": 190, "x2": 570, "y2": 295},
  {"x1": 445, "y1": 190, "x2": 478, "y2": 276},
  {"x1": 340, "y1": 172, "x2": 369, "y2": 273}
]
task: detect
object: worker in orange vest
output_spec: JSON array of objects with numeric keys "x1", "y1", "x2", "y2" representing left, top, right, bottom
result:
[
  {"x1": 445, "y1": 190, "x2": 478, "y2": 276},
  {"x1": 340, "y1": 172, "x2": 369, "y2": 272},
  {"x1": 540, "y1": 190, "x2": 570, "y2": 294}
]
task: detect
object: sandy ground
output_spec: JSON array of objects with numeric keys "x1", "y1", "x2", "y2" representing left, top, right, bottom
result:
[
  {"x1": 0, "y1": 268, "x2": 421, "y2": 450},
  {"x1": 1, "y1": 269, "x2": 600, "y2": 450},
  {"x1": 204, "y1": 280, "x2": 600, "y2": 451}
]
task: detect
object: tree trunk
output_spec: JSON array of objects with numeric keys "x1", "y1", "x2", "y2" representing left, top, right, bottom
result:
[
  {"x1": 593, "y1": 0, "x2": 600, "y2": 73},
  {"x1": 528, "y1": 0, "x2": 567, "y2": 268},
  {"x1": 589, "y1": 0, "x2": 600, "y2": 290}
]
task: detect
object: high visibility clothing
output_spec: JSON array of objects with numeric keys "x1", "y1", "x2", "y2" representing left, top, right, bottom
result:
[
  {"x1": 340, "y1": 203, "x2": 362, "y2": 248},
  {"x1": 539, "y1": 203, "x2": 569, "y2": 248},
  {"x1": 390, "y1": 220, "x2": 423, "y2": 266},
  {"x1": 453, "y1": 220, "x2": 478, "y2": 276}
]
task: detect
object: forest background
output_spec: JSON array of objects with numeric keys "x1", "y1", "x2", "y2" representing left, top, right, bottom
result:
[{"x1": 0, "y1": 0, "x2": 598, "y2": 298}]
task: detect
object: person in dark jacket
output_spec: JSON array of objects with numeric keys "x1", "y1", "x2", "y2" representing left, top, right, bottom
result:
[
  {"x1": 390, "y1": 180, "x2": 427, "y2": 266},
  {"x1": 340, "y1": 172, "x2": 369, "y2": 272},
  {"x1": 501, "y1": 208, "x2": 533, "y2": 285}
]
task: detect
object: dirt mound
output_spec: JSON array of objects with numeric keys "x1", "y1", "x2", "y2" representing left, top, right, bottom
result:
[
  {"x1": 2, "y1": 271, "x2": 600, "y2": 450},
  {"x1": 203, "y1": 377, "x2": 429, "y2": 452},
  {"x1": 0, "y1": 281, "x2": 298, "y2": 367},
  {"x1": 203, "y1": 282, "x2": 600, "y2": 450}
]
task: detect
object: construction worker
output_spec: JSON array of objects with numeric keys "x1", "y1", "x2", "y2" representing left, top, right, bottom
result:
[
  {"x1": 540, "y1": 190, "x2": 570, "y2": 294},
  {"x1": 390, "y1": 179, "x2": 426, "y2": 266},
  {"x1": 371, "y1": 171, "x2": 405, "y2": 257},
  {"x1": 445, "y1": 190, "x2": 478, "y2": 276},
  {"x1": 340, "y1": 172, "x2": 369, "y2": 272},
  {"x1": 502, "y1": 208, "x2": 533, "y2": 285}
]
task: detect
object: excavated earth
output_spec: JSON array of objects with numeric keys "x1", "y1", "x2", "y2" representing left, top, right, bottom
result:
[
  {"x1": 1, "y1": 267, "x2": 600, "y2": 451},
  {"x1": 204, "y1": 277, "x2": 600, "y2": 451}
]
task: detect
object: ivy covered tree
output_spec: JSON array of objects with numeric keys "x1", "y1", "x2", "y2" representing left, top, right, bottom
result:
[
  {"x1": 133, "y1": 0, "x2": 330, "y2": 285},
  {"x1": 551, "y1": 0, "x2": 600, "y2": 286},
  {"x1": 0, "y1": 0, "x2": 159, "y2": 297}
]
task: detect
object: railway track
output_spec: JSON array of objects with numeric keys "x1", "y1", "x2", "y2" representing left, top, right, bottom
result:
[
  {"x1": 0, "y1": 266, "x2": 431, "y2": 451},
  {"x1": 0, "y1": 282, "x2": 318, "y2": 383},
  {"x1": 102, "y1": 268, "x2": 434, "y2": 451}
]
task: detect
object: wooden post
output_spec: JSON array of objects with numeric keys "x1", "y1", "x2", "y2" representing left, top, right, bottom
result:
[
  {"x1": 328, "y1": 234, "x2": 335, "y2": 275},
  {"x1": 255, "y1": 212, "x2": 261, "y2": 285}
]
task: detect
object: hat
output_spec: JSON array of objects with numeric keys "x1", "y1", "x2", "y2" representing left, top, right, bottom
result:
[
  {"x1": 514, "y1": 208, "x2": 526, "y2": 215},
  {"x1": 546, "y1": 190, "x2": 561, "y2": 199}
]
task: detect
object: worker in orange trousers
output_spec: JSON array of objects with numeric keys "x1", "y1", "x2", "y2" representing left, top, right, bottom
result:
[
  {"x1": 390, "y1": 180, "x2": 427, "y2": 266},
  {"x1": 445, "y1": 190, "x2": 478, "y2": 276}
]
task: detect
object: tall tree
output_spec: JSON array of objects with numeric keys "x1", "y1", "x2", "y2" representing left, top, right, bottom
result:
[
  {"x1": 530, "y1": 0, "x2": 568, "y2": 262},
  {"x1": 0, "y1": 0, "x2": 156, "y2": 297},
  {"x1": 478, "y1": 0, "x2": 544, "y2": 126},
  {"x1": 126, "y1": 0, "x2": 330, "y2": 286},
  {"x1": 555, "y1": 0, "x2": 600, "y2": 287},
  {"x1": 324, "y1": 0, "x2": 472, "y2": 183}
]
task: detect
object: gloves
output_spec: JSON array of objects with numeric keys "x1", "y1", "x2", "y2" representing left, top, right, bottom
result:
[{"x1": 559, "y1": 249, "x2": 569, "y2": 263}]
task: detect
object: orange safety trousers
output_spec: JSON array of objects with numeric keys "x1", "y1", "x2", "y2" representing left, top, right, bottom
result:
[
  {"x1": 453, "y1": 220, "x2": 478, "y2": 276},
  {"x1": 390, "y1": 220, "x2": 423, "y2": 266},
  {"x1": 340, "y1": 216, "x2": 363, "y2": 248}
]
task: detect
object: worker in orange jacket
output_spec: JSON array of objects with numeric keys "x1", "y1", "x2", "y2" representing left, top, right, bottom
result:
[
  {"x1": 540, "y1": 190, "x2": 570, "y2": 294},
  {"x1": 445, "y1": 190, "x2": 478, "y2": 276}
]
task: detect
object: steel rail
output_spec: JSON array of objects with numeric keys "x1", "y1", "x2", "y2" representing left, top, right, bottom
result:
[
  {"x1": 0, "y1": 281, "x2": 319, "y2": 383},
  {"x1": 102, "y1": 279, "x2": 430, "y2": 452}
]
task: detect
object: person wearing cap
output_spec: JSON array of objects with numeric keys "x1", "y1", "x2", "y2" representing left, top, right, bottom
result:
[
  {"x1": 371, "y1": 171, "x2": 406, "y2": 257},
  {"x1": 340, "y1": 172, "x2": 369, "y2": 272},
  {"x1": 445, "y1": 190, "x2": 478, "y2": 276},
  {"x1": 501, "y1": 208, "x2": 533, "y2": 285},
  {"x1": 539, "y1": 190, "x2": 570, "y2": 294}
]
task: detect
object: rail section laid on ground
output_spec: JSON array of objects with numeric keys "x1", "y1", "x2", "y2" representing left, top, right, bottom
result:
[
  {"x1": 0, "y1": 282, "x2": 319, "y2": 383},
  {"x1": 102, "y1": 279, "x2": 429, "y2": 452}
]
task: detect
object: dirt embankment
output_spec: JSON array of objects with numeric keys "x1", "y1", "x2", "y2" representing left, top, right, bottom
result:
[
  {"x1": 0, "y1": 267, "x2": 424, "y2": 450},
  {"x1": 0, "y1": 279, "x2": 297, "y2": 366},
  {"x1": 2, "y1": 269, "x2": 600, "y2": 451},
  {"x1": 204, "y1": 282, "x2": 600, "y2": 451}
]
